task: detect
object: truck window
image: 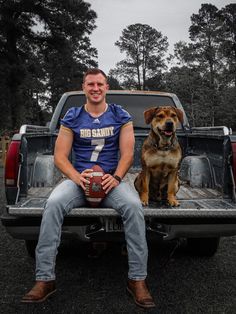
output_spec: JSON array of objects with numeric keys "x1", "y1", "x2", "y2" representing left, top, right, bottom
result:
[{"x1": 60, "y1": 93, "x2": 176, "y2": 129}]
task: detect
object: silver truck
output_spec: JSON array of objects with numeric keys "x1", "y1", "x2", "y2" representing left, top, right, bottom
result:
[{"x1": 2, "y1": 90, "x2": 236, "y2": 257}]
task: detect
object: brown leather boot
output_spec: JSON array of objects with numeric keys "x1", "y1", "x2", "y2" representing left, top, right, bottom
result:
[
  {"x1": 127, "y1": 279, "x2": 156, "y2": 309},
  {"x1": 21, "y1": 280, "x2": 56, "y2": 303}
]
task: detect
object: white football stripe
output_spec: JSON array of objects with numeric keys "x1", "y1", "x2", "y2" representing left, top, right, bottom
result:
[{"x1": 92, "y1": 172, "x2": 103, "y2": 177}]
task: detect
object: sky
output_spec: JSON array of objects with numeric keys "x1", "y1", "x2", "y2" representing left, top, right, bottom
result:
[{"x1": 87, "y1": 0, "x2": 234, "y2": 74}]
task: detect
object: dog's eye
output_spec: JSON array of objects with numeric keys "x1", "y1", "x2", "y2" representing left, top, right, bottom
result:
[
  {"x1": 157, "y1": 114, "x2": 164, "y2": 119},
  {"x1": 171, "y1": 113, "x2": 177, "y2": 118}
]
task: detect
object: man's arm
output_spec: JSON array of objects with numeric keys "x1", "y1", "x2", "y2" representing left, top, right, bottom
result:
[
  {"x1": 102, "y1": 123, "x2": 134, "y2": 193},
  {"x1": 114, "y1": 123, "x2": 134, "y2": 178},
  {"x1": 54, "y1": 127, "x2": 91, "y2": 190}
]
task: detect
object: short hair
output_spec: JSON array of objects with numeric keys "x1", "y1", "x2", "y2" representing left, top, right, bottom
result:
[{"x1": 83, "y1": 68, "x2": 107, "y2": 82}]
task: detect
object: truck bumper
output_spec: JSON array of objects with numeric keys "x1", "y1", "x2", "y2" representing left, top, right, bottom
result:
[
  {"x1": 2, "y1": 212, "x2": 236, "y2": 242},
  {"x1": 148, "y1": 222, "x2": 236, "y2": 240}
]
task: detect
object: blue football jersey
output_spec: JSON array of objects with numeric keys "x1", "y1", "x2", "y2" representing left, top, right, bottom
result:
[{"x1": 60, "y1": 104, "x2": 132, "y2": 173}]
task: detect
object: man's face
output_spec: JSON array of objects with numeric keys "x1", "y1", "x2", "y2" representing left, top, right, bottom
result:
[{"x1": 83, "y1": 73, "x2": 109, "y2": 105}]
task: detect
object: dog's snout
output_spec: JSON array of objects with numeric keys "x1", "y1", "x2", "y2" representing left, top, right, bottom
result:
[{"x1": 165, "y1": 120, "x2": 174, "y2": 130}]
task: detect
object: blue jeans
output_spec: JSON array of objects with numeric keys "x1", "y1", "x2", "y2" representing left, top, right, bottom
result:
[{"x1": 35, "y1": 179, "x2": 148, "y2": 281}]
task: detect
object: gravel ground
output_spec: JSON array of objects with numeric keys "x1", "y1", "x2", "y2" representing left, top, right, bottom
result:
[{"x1": 1, "y1": 166, "x2": 236, "y2": 314}]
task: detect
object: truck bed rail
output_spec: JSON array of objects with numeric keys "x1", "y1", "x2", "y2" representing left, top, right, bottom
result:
[{"x1": 19, "y1": 125, "x2": 50, "y2": 134}]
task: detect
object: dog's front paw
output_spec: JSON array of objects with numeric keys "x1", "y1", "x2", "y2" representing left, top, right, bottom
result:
[
  {"x1": 167, "y1": 197, "x2": 180, "y2": 207},
  {"x1": 141, "y1": 200, "x2": 149, "y2": 206},
  {"x1": 140, "y1": 194, "x2": 149, "y2": 206}
]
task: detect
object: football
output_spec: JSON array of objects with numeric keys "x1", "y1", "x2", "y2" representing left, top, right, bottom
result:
[{"x1": 85, "y1": 165, "x2": 106, "y2": 207}]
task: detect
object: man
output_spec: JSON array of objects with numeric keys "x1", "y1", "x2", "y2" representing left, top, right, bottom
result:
[{"x1": 22, "y1": 68, "x2": 155, "y2": 309}]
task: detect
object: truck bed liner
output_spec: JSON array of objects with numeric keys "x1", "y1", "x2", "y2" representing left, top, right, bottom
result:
[{"x1": 7, "y1": 174, "x2": 236, "y2": 218}]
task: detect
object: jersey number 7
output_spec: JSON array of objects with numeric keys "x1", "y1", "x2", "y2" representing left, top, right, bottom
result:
[{"x1": 90, "y1": 139, "x2": 105, "y2": 162}]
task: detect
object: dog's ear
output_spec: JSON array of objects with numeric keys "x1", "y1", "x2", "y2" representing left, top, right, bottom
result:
[
  {"x1": 172, "y1": 107, "x2": 184, "y2": 124},
  {"x1": 144, "y1": 107, "x2": 157, "y2": 124}
]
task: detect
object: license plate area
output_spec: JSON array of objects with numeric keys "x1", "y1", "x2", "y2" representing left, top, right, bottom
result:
[{"x1": 105, "y1": 217, "x2": 123, "y2": 232}]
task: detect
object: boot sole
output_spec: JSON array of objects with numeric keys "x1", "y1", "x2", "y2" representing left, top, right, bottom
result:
[
  {"x1": 21, "y1": 288, "x2": 57, "y2": 303},
  {"x1": 126, "y1": 286, "x2": 156, "y2": 309}
]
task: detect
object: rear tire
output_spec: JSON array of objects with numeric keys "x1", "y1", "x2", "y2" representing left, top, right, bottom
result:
[
  {"x1": 186, "y1": 237, "x2": 220, "y2": 257},
  {"x1": 25, "y1": 240, "x2": 37, "y2": 258}
]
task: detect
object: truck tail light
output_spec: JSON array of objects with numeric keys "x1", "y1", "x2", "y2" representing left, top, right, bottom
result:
[{"x1": 5, "y1": 140, "x2": 21, "y2": 187}]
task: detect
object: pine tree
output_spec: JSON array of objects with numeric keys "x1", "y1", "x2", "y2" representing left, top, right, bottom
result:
[
  {"x1": 0, "y1": 0, "x2": 97, "y2": 131},
  {"x1": 110, "y1": 23, "x2": 168, "y2": 90}
]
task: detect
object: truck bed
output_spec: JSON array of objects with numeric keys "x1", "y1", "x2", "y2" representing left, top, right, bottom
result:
[{"x1": 7, "y1": 173, "x2": 236, "y2": 219}]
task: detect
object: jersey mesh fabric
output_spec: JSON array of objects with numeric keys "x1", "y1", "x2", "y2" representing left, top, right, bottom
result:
[{"x1": 60, "y1": 104, "x2": 132, "y2": 173}]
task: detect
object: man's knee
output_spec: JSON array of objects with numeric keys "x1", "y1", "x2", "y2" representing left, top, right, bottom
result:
[
  {"x1": 123, "y1": 189, "x2": 143, "y2": 212},
  {"x1": 44, "y1": 179, "x2": 84, "y2": 215},
  {"x1": 127, "y1": 198, "x2": 142, "y2": 211},
  {"x1": 117, "y1": 183, "x2": 142, "y2": 206},
  {"x1": 45, "y1": 195, "x2": 63, "y2": 210},
  {"x1": 121, "y1": 197, "x2": 144, "y2": 222},
  {"x1": 43, "y1": 196, "x2": 65, "y2": 220}
]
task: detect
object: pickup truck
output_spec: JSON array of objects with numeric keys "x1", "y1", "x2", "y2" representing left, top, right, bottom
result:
[{"x1": 2, "y1": 90, "x2": 236, "y2": 258}]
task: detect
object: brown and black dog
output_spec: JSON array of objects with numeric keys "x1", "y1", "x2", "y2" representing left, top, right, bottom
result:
[{"x1": 134, "y1": 106, "x2": 183, "y2": 207}]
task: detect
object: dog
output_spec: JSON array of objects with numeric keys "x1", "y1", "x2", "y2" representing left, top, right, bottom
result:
[{"x1": 134, "y1": 106, "x2": 183, "y2": 207}]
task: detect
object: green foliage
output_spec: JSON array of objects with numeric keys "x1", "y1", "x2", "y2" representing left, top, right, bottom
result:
[
  {"x1": 107, "y1": 76, "x2": 123, "y2": 90},
  {"x1": 109, "y1": 6, "x2": 236, "y2": 130},
  {"x1": 1, "y1": 2, "x2": 236, "y2": 132},
  {"x1": 218, "y1": 4, "x2": 236, "y2": 86},
  {"x1": 165, "y1": 3, "x2": 236, "y2": 130},
  {"x1": 0, "y1": 0, "x2": 97, "y2": 132},
  {"x1": 110, "y1": 23, "x2": 168, "y2": 90}
]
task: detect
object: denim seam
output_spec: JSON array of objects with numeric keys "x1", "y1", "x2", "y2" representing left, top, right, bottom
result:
[
  {"x1": 39, "y1": 195, "x2": 83, "y2": 281},
  {"x1": 51, "y1": 195, "x2": 83, "y2": 276}
]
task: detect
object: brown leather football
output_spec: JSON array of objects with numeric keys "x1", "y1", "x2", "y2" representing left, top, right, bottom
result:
[{"x1": 85, "y1": 165, "x2": 106, "y2": 207}]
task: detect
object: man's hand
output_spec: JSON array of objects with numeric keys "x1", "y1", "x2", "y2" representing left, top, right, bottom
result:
[
  {"x1": 74, "y1": 169, "x2": 93, "y2": 190},
  {"x1": 102, "y1": 174, "x2": 120, "y2": 194}
]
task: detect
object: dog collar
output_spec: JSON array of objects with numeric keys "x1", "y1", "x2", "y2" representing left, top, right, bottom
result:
[{"x1": 153, "y1": 137, "x2": 178, "y2": 151}]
